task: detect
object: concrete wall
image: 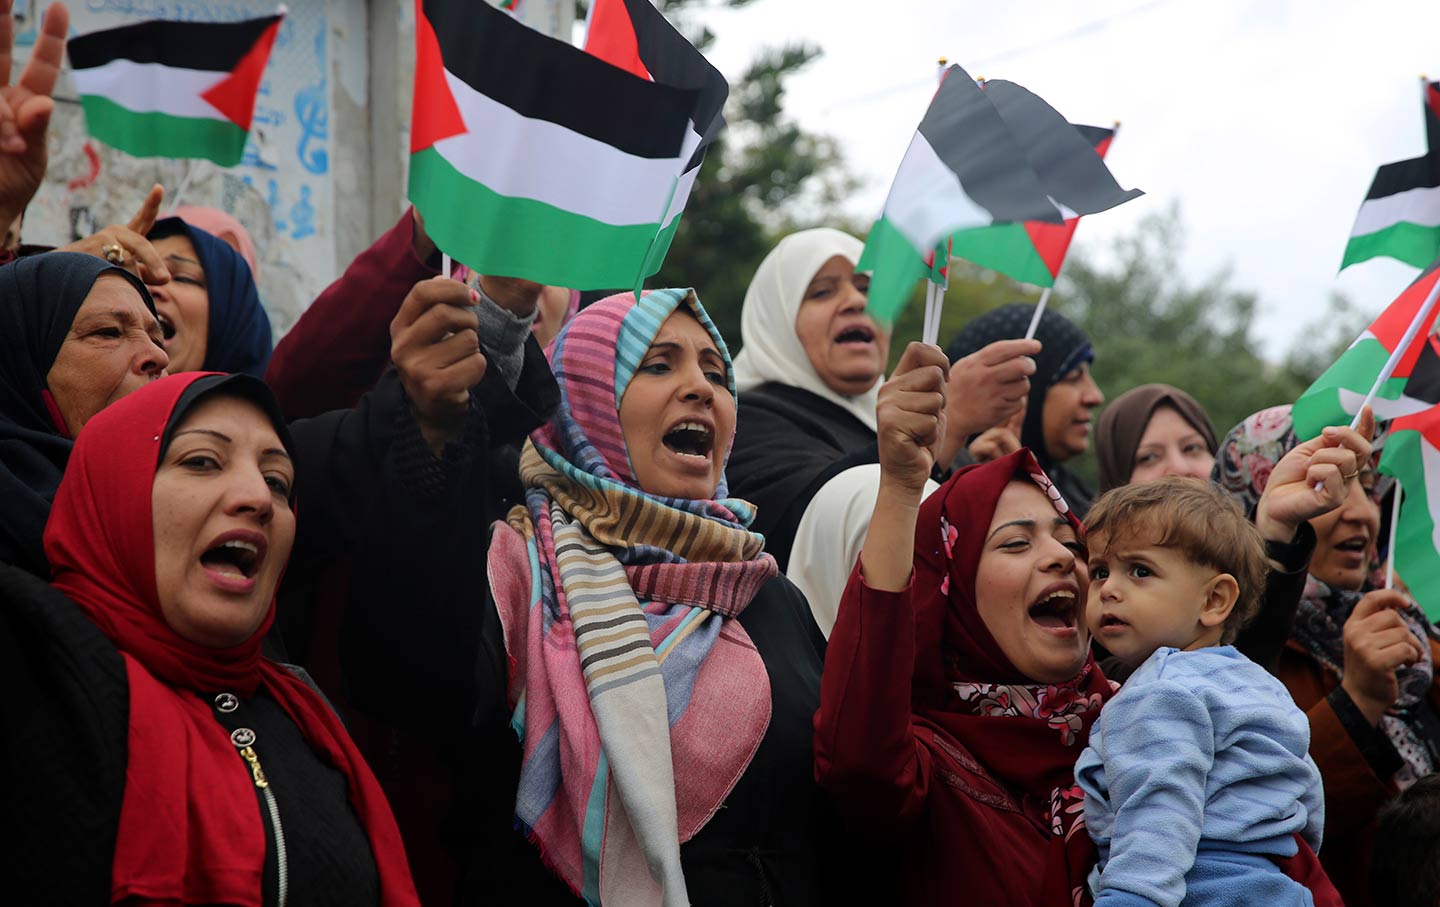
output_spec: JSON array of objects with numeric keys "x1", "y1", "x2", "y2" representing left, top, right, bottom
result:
[{"x1": 14, "y1": 0, "x2": 572, "y2": 336}]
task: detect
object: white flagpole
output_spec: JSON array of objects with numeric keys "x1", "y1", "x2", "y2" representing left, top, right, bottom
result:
[
  {"x1": 920, "y1": 57, "x2": 949, "y2": 347},
  {"x1": 1386, "y1": 480, "x2": 1403, "y2": 590},
  {"x1": 166, "y1": 160, "x2": 199, "y2": 214},
  {"x1": 1347, "y1": 274, "x2": 1440, "y2": 428},
  {"x1": 1024, "y1": 288, "x2": 1051, "y2": 340},
  {"x1": 441, "y1": 253, "x2": 453, "y2": 279}
]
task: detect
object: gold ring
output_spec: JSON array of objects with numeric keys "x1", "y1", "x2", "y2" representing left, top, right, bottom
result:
[
  {"x1": 101, "y1": 242, "x2": 125, "y2": 265},
  {"x1": 1341, "y1": 470, "x2": 1359, "y2": 481}
]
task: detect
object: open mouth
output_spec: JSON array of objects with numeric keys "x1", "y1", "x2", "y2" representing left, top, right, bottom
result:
[
  {"x1": 1335, "y1": 537, "x2": 1369, "y2": 553},
  {"x1": 662, "y1": 420, "x2": 714, "y2": 462},
  {"x1": 157, "y1": 313, "x2": 177, "y2": 341},
  {"x1": 1028, "y1": 587, "x2": 1078, "y2": 631},
  {"x1": 1098, "y1": 613, "x2": 1129, "y2": 630},
  {"x1": 199, "y1": 534, "x2": 265, "y2": 581},
  {"x1": 834, "y1": 325, "x2": 876, "y2": 346}
]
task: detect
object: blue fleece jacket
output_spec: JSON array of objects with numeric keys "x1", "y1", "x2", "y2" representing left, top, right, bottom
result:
[{"x1": 1075, "y1": 646, "x2": 1324, "y2": 907}]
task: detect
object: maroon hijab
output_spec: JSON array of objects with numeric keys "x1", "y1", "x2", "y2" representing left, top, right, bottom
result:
[
  {"x1": 910, "y1": 448, "x2": 1114, "y2": 905},
  {"x1": 44, "y1": 373, "x2": 419, "y2": 907}
]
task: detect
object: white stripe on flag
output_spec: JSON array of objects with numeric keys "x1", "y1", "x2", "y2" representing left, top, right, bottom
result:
[
  {"x1": 882, "y1": 132, "x2": 994, "y2": 255},
  {"x1": 1421, "y1": 434, "x2": 1440, "y2": 554},
  {"x1": 71, "y1": 59, "x2": 228, "y2": 120},
  {"x1": 1351, "y1": 184, "x2": 1440, "y2": 237},
  {"x1": 659, "y1": 165, "x2": 698, "y2": 228},
  {"x1": 434, "y1": 69, "x2": 694, "y2": 228}
]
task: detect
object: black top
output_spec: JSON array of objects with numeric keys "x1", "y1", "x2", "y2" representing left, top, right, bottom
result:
[
  {"x1": 0, "y1": 561, "x2": 381, "y2": 906},
  {"x1": 726, "y1": 382, "x2": 879, "y2": 571}
]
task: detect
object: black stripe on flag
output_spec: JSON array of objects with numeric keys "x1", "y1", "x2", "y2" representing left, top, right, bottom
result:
[
  {"x1": 1366, "y1": 152, "x2": 1440, "y2": 199},
  {"x1": 984, "y1": 81, "x2": 1142, "y2": 216},
  {"x1": 616, "y1": 0, "x2": 729, "y2": 164},
  {"x1": 67, "y1": 15, "x2": 281, "y2": 73},
  {"x1": 423, "y1": 0, "x2": 696, "y2": 161},
  {"x1": 917, "y1": 66, "x2": 1064, "y2": 225}
]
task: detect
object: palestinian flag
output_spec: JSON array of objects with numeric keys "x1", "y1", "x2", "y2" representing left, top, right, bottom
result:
[
  {"x1": 408, "y1": 0, "x2": 726, "y2": 290},
  {"x1": 1340, "y1": 80, "x2": 1440, "y2": 271},
  {"x1": 948, "y1": 123, "x2": 1119, "y2": 287},
  {"x1": 1378, "y1": 384, "x2": 1440, "y2": 619},
  {"x1": 860, "y1": 67, "x2": 1141, "y2": 324},
  {"x1": 1293, "y1": 261, "x2": 1440, "y2": 439},
  {"x1": 66, "y1": 14, "x2": 283, "y2": 166}
]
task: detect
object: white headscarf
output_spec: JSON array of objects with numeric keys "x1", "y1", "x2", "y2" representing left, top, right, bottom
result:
[{"x1": 732, "y1": 228, "x2": 881, "y2": 432}]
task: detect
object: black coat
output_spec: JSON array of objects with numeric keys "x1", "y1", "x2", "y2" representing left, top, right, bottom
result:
[
  {"x1": 726, "y1": 382, "x2": 878, "y2": 572},
  {"x1": 0, "y1": 562, "x2": 381, "y2": 907}
]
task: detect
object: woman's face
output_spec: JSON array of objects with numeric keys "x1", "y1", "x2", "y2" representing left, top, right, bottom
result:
[
  {"x1": 152, "y1": 394, "x2": 296, "y2": 648},
  {"x1": 1308, "y1": 467, "x2": 1380, "y2": 592},
  {"x1": 1042, "y1": 361, "x2": 1104, "y2": 462},
  {"x1": 974, "y1": 480, "x2": 1091, "y2": 683},
  {"x1": 47, "y1": 274, "x2": 169, "y2": 436},
  {"x1": 148, "y1": 233, "x2": 210, "y2": 373},
  {"x1": 618, "y1": 308, "x2": 737, "y2": 500},
  {"x1": 1128, "y1": 405, "x2": 1215, "y2": 485},
  {"x1": 793, "y1": 255, "x2": 889, "y2": 397}
]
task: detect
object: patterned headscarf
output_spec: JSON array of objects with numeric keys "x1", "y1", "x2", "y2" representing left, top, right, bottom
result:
[
  {"x1": 490, "y1": 289, "x2": 778, "y2": 906},
  {"x1": 1214, "y1": 404, "x2": 1437, "y2": 786}
]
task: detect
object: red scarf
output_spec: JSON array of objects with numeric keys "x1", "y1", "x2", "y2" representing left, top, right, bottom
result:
[
  {"x1": 43, "y1": 373, "x2": 419, "y2": 907},
  {"x1": 911, "y1": 449, "x2": 1115, "y2": 906}
]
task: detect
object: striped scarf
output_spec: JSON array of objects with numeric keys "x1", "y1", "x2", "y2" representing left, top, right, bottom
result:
[{"x1": 490, "y1": 290, "x2": 777, "y2": 907}]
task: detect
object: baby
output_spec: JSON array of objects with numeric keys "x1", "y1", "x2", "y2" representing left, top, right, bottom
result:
[{"x1": 1075, "y1": 477, "x2": 1325, "y2": 907}]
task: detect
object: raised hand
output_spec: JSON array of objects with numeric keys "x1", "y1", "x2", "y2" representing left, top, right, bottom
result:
[
  {"x1": 1255, "y1": 406, "x2": 1375, "y2": 543},
  {"x1": 942, "y1": 337, "x2": 1039, "y2": 447},
  {"x1": 58, "y1": 185, "x2": 171, "y2": 284},
  {"x1": 0, "y1": 0, "x2": 68, "y2": 230},
  {"x1": 876, "y1": 341, "x2": 949, "y2": 495},
  {"x1": 1341, "y1": 588, "x2": 1427, "y2": 724},
  {"x1": 967, "y1": 404, "x2": 1026, "y2": 465},
  {"x1": 391, "y1": 276, "x2": 489, "y2": 455}
]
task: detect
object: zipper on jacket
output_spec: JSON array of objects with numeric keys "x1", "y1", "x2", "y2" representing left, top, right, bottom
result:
[{"x1": 238, "y1": 741, "x2": 289, "y2": 907}]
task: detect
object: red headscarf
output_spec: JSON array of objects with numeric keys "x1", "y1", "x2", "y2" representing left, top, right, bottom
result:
[
  {"x1": 911, "y1": 449, "x2": 1115, "y2": 906},
  {"x1": 43, "y1": 373, "x2": 419, "y2": 907}
]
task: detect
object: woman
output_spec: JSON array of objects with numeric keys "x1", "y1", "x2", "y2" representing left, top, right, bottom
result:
[
  {"x1": 1215, "y1": 404, "x2": 1440, "y2": 907},
  {"x1": 814, "y1": 346, "x2": 1341, "y2": 905},
  {"x1": 495, "y1": 288, "x2": 835, "y2": 904},
  {"x1": 0, "y1": 252, "x2": 168, "y2": 576},
  {"x1": 946, "y1": 302, "x2": 1104, "y2": 514},
  {"x1": 1, "y1": 371, "x2": 419, "y2": 905},
  {"x1": 726, "y1": 228, "x2": 888, "y2": 573},
  {"x1": 147, "y1": 216, "x2": 272, "y2": 376},
  {"x1": 1095, "y1": 383, "x2": 1216, "y2": 491},
  {"x1": 173, "y1": 204, "x2": 261, "y2": 278}
]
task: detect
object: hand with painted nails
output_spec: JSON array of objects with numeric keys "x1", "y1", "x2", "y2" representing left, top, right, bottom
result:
[
  {"x1": 0, "y1": 1, "x2": 68, "y2": 232},
  {"x1": 391, "y1": 276, "x2": 489, "y2": 456}
]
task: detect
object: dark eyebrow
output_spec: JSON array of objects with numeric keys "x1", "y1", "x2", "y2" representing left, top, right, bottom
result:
[
  {"x1": 164, "y1": 254, "x2": 202, "y2": 267},
  {"x1": 987, "y1": 518, "x2": 1035, "y2": 542},
  {"x1": 261, "y1": 448, "x2": 293, "y2": 462},
  {"x1": 172, "y1": 428, "x2": 232, "y2": 443},
  {"x1": 645, "y1": 342, "x2": 681, "y2": 354}
]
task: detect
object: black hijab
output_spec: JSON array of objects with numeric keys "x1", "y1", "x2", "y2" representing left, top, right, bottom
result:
[
  {"x1": 0, "y1": 252, "x2": 155, "y2": 576},
  {"x1": 946, "y1": 302, "x2": 1097, "y2": 510}
]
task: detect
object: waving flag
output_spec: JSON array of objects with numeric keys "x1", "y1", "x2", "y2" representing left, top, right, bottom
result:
[
  {"x1": 949, "y1": 123, "x2": 1120, "y2": 287},
  {"x1": 1377, "y1": 366, "x2": 1440, "y2": 619},
  {"x1": 408, "y1": 0, "x2": 726, "y2": 290},
  {"x1": 67, "y1": 14, "x2": 283, "y2": 166},
  {"x1": 1341, "y1": 80, "x2": 1440, "y2": 271},
  {"x1": 1293, "y1": 262, "x2": 1440, "y2": 438},
  {"x1": 859, "y1": 66, "x2": 1141, "y2": 323}
]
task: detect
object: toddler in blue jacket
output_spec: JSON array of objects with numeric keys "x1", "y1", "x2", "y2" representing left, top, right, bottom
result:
[{"x1": 1075, "y1": 477, "x2": 1325, "y2": 907}]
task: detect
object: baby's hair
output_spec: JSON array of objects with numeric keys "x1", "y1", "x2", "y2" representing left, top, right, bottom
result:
[
  {"x1": 1085, "y1": 477, "x2": 1267, "y2": 644},
  {"x1": 1372, "y1": 774, "x2": 1440, "y2": 907}
]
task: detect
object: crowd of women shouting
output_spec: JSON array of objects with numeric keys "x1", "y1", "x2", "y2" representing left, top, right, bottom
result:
[{"x1": 5, "y1": 5, "x2": 1440, "y2": 906}]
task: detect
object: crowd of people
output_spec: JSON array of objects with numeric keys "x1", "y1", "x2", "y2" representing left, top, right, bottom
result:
[{"x1": 5, "y1": 4, "x2": 1440, "y2": 906}]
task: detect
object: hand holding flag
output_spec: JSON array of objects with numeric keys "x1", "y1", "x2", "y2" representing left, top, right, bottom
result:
[{"x1": 1254, "y1": 406, "x2": 1375, "y2": 544}]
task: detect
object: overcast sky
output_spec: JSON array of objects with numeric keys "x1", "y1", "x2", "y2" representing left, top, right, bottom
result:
[{"x1": 697, "y1": 0, "x2": 1440, "y2": 358}]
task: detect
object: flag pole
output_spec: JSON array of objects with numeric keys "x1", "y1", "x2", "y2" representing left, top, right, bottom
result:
[
  {"x1": 921, "y1": 57, "x2": 949, "y2": 347},
  {"x1": 167, "y1": 160, "x2": 199, "y2": 214},
  {"x1": 442, "y1": 253, "x2": 453, "y2": 279},
  {"x1": 1386, "y1": 480, "x2": 1403, "y2": 590}
]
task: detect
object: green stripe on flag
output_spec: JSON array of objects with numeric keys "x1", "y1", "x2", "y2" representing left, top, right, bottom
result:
[
  {"x1": 409, "y1": 147, "x2": 677, "y2": 291},
  {"x1": 858, "y1": 214, "x2": 929, "y2": 326},
  {"x1": 1341, "y1": 221, "x2": 1440, "y2": 271},
  {"x1": 1293, "y1": 335, "x2": 1403, "y2": 439},
  {"x1": 80, "y1": 95, "x2": 246, "y2": 165},
  {"x1": 1378, "y1": 430, "x2": 1440, "y2": 620},
  {"x1": 949, "y1": 222, "x2": 1056, "y2": 287}
]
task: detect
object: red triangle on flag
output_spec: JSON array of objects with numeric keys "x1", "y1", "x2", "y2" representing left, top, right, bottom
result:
[
  {"x1": 1021, "y1": 132, "x2": 1116, "y2": 281},
  {"x1": 410, "y1": 2, "x2": 466, "y2": 153},
  {"x1": 584, "y1": 0, "x2": 652, "y2": 81},
  {"x1": 200, "y1": 16, "x2": 282, "y2": 131}
]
